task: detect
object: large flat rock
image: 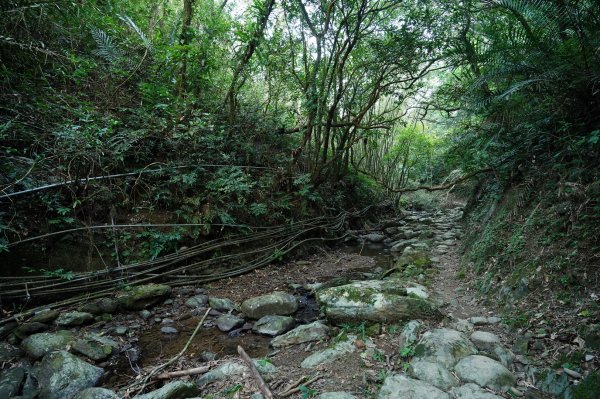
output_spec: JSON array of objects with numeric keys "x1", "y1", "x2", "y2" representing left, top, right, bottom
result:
[
  {"x1": 271, "y1": 321, "x2": 330, "y2": 348},
  {"x1": 117, "y1": 284, "x2": 172, "y2": 311},
  {"x1": 241, "y1": 292, "x2": 298, "y2": 319},
  {"x1": 377, "y1": 374, "x2": 451, "y2": 399},
  {"x1": 316, "y1": 279, "x2": 440, "y2": 324},
  {"x1": 414, "y1": 328, "x2": 477, "y2": 368},
  {"x1": 454, "y1": 355, "x2": 516, "y2": 392},
  {"x1": 21, "y1": 330, "x2": 76, "y2": 359}
]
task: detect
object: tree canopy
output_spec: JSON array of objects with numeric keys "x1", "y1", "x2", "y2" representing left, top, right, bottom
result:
[{"x1": 1, "y1": 0, "x2": 598, "y2": 256}]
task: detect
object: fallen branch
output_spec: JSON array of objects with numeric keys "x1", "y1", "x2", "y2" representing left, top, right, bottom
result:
[
  {"x1": 156, "y1": 365, "x2": 211, "y2": 379},
  {"x1": 387, "y1": 168, "x2": 494, "y2": 193},
  {"x1": 355, "y1": 165, "x2": 493, "y2": 194},
  {"x1": 280, "y1": 375, "x2": 307, "y2": 394},
  {"x1": 238, "y1": 345, "x2": 273, "y2": 399},
  {"x1": 279, "y1": 375, "x2": 322, "y2": 397}
]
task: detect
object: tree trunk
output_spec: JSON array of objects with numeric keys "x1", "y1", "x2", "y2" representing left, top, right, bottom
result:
[{"x1": 176, "y1": 0, "x2": 195, "y2": 97}]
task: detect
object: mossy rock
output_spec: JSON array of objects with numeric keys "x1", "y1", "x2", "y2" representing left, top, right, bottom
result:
[
  {"x1": 317, "y1": 280, "x2": 440, "y2": 324},
  {"x1": 80, "y1": 298, "x2": 118, "y2": 315},
  {"x1": 454, "y1": 355, "x2": 516, "y2": 392},
  {"x1": 413, "y1": 328, "x2": 477, "y2": 368},
  {"x1": 21, "y1": 330, "x2": 76, "y2": 359},
  {"x1": 134, "y1": 381, "x2": 199, "y2": 399},
  {"x1": 396, "y1": 247, "x2": 431, "y2": 269},
  {"x1": 31, "y1": 350, "x2": 104, "y2": 399},
  {"x1": 240, "y1": 292, "x2": 298, "y2": 319},
  {"x1": 117, "y1": 284, "x2": 172, "y2": 311}
]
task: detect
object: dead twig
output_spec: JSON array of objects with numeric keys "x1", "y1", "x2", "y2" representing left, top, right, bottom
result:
[
  {"x1": 279, "y1": 375, "x2": 321, "y2": 397},
  {"x1": 156, "y1": 365, "x2": 212, "y2": 379},
  {"x1": 238, "y1": 345, "x2": 274, "y2": 399}
]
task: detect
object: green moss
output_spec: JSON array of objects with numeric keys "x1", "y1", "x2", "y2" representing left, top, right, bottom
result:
[
  {"x1": 340, "y1": 287, "x2": 377, "y2": 305},
  {"x1": 572, "y1": 371, "x2": 600, "y2": 399},
  {"x1": 552, "y1": 351, "x2": 585, "y2": 369}
]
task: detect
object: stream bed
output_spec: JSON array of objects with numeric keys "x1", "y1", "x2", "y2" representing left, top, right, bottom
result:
[{"x1": 105, "y1": 243, "x2": 397, "y2": 387}]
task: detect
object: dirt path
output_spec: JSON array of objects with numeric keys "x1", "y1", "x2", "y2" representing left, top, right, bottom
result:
[{"x1": 5, "y1": 205, "x2": 576, "y2": 399}]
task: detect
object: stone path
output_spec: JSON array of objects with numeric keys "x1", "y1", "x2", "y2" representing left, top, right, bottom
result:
[{"x1": 0, "y1": 206, "x2": 582, "y2": 398}]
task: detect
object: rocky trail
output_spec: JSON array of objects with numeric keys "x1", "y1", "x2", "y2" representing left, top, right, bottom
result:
[{"x1": 0, "y1": 207, "x2": 594, "y2": 399}]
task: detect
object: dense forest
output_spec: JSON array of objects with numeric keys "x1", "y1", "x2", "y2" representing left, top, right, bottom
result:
[{"x1": 0, "y1": 0, "x2": 599, "y2": 398}]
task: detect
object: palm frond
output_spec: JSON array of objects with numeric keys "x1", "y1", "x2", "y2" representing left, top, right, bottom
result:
[{"x1": 118, "y1": 14, "x2": 152, "y2": 49}]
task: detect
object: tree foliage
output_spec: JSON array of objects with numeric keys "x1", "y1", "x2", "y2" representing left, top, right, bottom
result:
[{"x1": 1, "y1": 0, "x2": 598, "y2": 261}]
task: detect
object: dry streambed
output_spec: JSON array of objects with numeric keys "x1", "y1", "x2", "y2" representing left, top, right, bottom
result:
[{"x1": 0, "y1": 207, "x2": 595, "y2": 399}]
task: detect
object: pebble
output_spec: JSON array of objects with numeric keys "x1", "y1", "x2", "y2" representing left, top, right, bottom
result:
[
  {"x1": 139, "y1": 310, "x2": 151, "y2": 320},
  {"x1": 563, "y1": 368, "x2": 582, "y2": 379},
  {"x1": 160, "y1": 326, "x2": 178, "y2": 334},
  {"x1": 113, "y1": 326, "x2": 128, "y2": 335}
]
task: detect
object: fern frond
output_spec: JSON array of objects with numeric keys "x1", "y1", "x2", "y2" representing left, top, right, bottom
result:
[{"x1": 91, "y1": 28, "x2": 120, "y2": 63}]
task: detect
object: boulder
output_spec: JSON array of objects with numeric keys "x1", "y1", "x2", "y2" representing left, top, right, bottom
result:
[
  {"x1": 32, "y1": 350, "x2": 104, "y2": 399},
  {"x1": 538, "y1": 369, "x2": 570, "y2": 396},
  {"x1": 209, "y1": 297, "x2": 237, "y2": 312},
  {"x1": 0, "y1": 367, "x2": 25, "y2": 398},
  {"x1": 377, "y1": 374, "x2": 451, "y2": 399},
  {"x1": 117, "y1": 284, "x2": 172, "y2": 311},
  {"x1": 316, "y1": 279, "x2": 440, "y2": 324},
  {"x1": 413, "y1": 328, "x2": 477, "y2": 368},
  {"x1": 469, "y1": 332, "x2": 513, "y2": 367},
  {"x1": 448, "y1": 319, "x2": 474, "y2": 333},
  {"x1": 408, "y1": 359, "x2": 459, "y2": 390},
  {"x1": 301, "y1": 340, "x2": 355, "y2": 369},
  {"x1": 253, "y1": 315, "x2": 295, "y2": 336},
  {"x1": 197, "y1": 362, "x2": 246, "y2": 387},
  {"x1": 449, "y1": 383, "x2": 505, "y2": 399},
  {"x1": 80, "y1": 298, "x2": 118, "y2": 315},
  {"x1": 134, "y1": 381, "x2": 198, "y2": 399},
  {"x1": 185, "y1": 295, "x2": 208, "y2": 308},
  {"x1": 271, "y1": 321, "x2": 330, "y2": 348},
  {"x1": 216, "y1": 314, "x2": 245, "y2": 332},
  {"x1": 470, "y1": 331, "x2": 501, "y2": 352},
  {"x1": 241, "y1": 292, "x2": 298, "y2": 319},
  {"x1": 454, "y1": 355, "x2": 516, "y2": 392},
  {"x1": 390, "y1": 239, "x2": 419, "y2": 252},
  {"x1": 73, "y1": 388, "x2": 121, "y2": 399},
  {"x1": 363, "y1": 234, "x2": 386, "y2": 243},
  {"x1": 13, "y1": 322, "x2": 49, "y2": 339},
  {"x1": 252, "y1": 358, "x2": 278, "y2": 375},
  {"x1": 30, "y1": 309, "x2": 60, "y2": 324},
  {"x1": 396, "y1": 247, "x2": 431, "y2": 268},
  {"x1": 55, "y1": 311, "x2": 94, "y2": 327},
  {"x1": 21, "y1": 330, "x2": 76, "y2": 359},
  {"x1": 72, "y1": 335, "x2": 117, "y2": 361}
]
